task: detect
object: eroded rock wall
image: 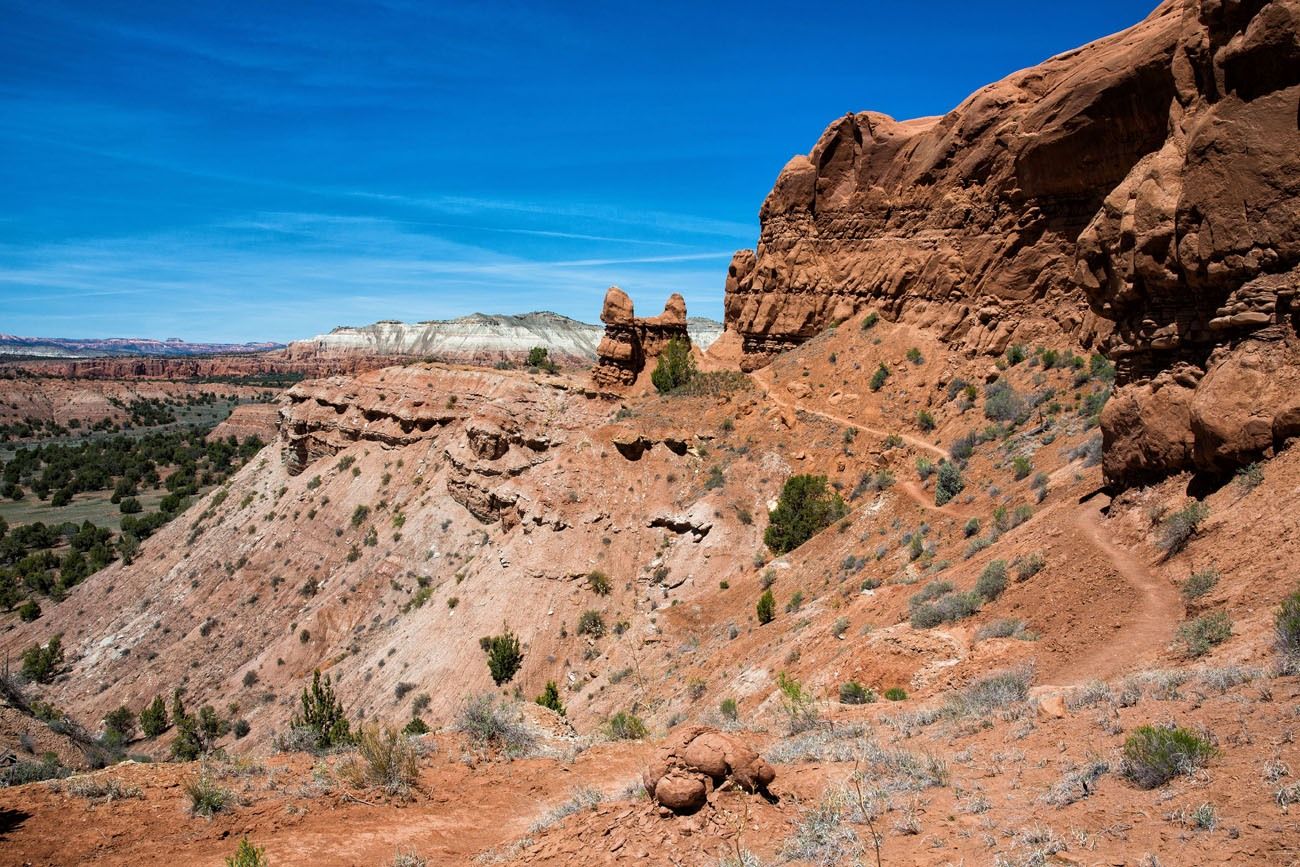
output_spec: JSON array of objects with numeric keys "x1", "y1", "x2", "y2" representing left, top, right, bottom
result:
[
  {"x1": 1076, "y1": 0, "x2": 1300, "y2": 484},
  {"x1": 723, "y1": 2, "x2": 1184, "y2": 370},
  {"x1": 726, "y1": 0, "x2": 1300, "y2": 486}
]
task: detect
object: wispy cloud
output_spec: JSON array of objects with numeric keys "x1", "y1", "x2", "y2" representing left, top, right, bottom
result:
[{"x1": 0, "y1": 211, "x2": 729, "y2": 342}]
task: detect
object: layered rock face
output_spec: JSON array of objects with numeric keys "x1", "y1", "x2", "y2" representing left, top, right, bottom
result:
[
  {"x1": 1076, "y1": 0, "x2": 1300, "y2": 484},
  {"x1": 726, "y1": 0, "x2": 1299, "y2": 486},
  {"x1": 724, "y1": 2, "x2": 1185, "y2": 370},
  {"x1": 591, "y1": 287, "x2": 693, "y2": 387}
]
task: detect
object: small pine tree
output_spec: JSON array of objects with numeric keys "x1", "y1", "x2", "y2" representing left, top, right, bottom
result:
[
  {"x1": 764, "y1": 475, "x2": 847, "y2": 554},
  {"x1": 225, "y1": 837, "x2": 269, "y2": 867},
  {"x1": 170, "y1": 713, "x2": 204, "y2": 761},
  {"x1": 535, "y1": 680, "x2": 565, "y2": 716},
  {"x1": 140, "y1": 695, "x2": 168, "y2": 737},
  {"x1": 104, "y1": 706, "x2": 136, "y2": 741},
  {"x1": 484, "y1": 630, "x2": 523, "y2": 686},
  {"x1": 20, "y1": 635, "x2": 63, "y2": 684},
  {"x1": 651, "y1": 336, "x2": 696, "y2": 393},
  {"x1": 756, "y1": 589, "x2": 775, "y2": 625},
  {"x1": 291, "y1": 670, "x2": 353, "y2": 750}
]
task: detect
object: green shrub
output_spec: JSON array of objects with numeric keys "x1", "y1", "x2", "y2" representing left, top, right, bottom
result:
[
  {"x1": 1121, "y1": 725, "x2": 1215, "y2": 789},
  {"x1": 976, "y1": 561, "x2": 1008, "y2": 601},
  {"x1": 21, "y1": 635, "x2": 64, "y2": 683},
  {"x1": 838, "y1": 682, "x2": 875, "y2": 705},
  {"x1": 225, "y1": 838, "x2": 269, "y2": 867},
  {"x1": 402, "y1": 716, "x2": 429, "y2": 736},
  {"x1": 869, "y1": 363, "x2": 890, "y2": 392},
  {"x1": 341, "y1": 724, "x2": 420, "y2": 796},
  {"x1": 1158, "y1": 501, "x2": 1209, "y2": 556},
  {"x1": 17, "y1": 600, "x2": 40, "y2": 622},
  {"x1": 1235, "y1": 462, "x2": 1264, "y2": 491},
  {"x1": 535, "y1": 681, "x2": 565, "y2": 716},
  {"x1": 104, "y1": 705, "x2": 136, "y2": 741},
  {"x1": 1011, "y1": 456, "x2": 1032, "y2": 480},
  {"x1": 764, "y1": 475, "x2": 847, "y2": 554},
  {"x1": 576, "y1": 610, "x2": 605, "y2": 638},
  {"x1": 586, "y1": 570, "x2": 612, "y2": 596},
  {"x1": 606, "y1": 711, "x2": 647, "y2": 740},
  {"x1": 1277, "y1": 586, "x2": 1300, "y2": 663},
  {"x1": 1006, "y1": 345, "x2": 1026, "y2": 366},
  {"x1": 906, "y1": 347, "x2": 923, "y2": 364},
  {"x1": 719, "y1": 698, "x2": 739, "y2": 721},
  {"x1": 1013, "y1": 553, "x2": 1046, "y2": 581},
  {"x1": 962, "y1": 517, "x2": 980, "y2": 538},
  {"x1": 1182, "y1": 568, "x2": 1219, "y2": 600},
  {"x1": 916, "y1": 410, "x2": 935, "y2": 431},
  {"x1": 651, "y1": 337, "x2": 696, "y2": 393},
  {"x1": 484, "y1": 630, "x2": 524, "y2": 685},
  {"x1": 526, "y1": 346, "x2": 550, "y2": 368},
  {"x1": 185, "y1": 770, "x2": 232, "y2": 816},
  {"x1": 1, "y1": 756, "x2": 68, "y2": 786},
  {"x1": 776, "y1": 672, "x2": 819, "y2": 734},
  {"x1": 883, "y1": 687, "x2": 907, "y2": 701},
  {"x1": 1177, "y1": 611, "x2": 1232, "y2": 658},
  {"x1": 861, "y1": 312, "x2": 879, "y2": 330},
  {"x1": 785, "y1": 590, "x2": 804, "y2": 613},
  {"x1": 910, "y1": 591, "x2": 980, "y2": 628},
  {"x1": 351, "y1": 504, "x2": 370, "y2": 528},
  {"x1": 756, "y1": 589, "x2": 775, "y2": 625},
  {"x1": 934, "y1": 461, "x2": 964, "y2": 506}
]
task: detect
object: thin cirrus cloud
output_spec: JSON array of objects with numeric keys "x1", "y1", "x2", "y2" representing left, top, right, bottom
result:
[{"x1": 0, "y1": 212, "x2": 732, "y2": 342}]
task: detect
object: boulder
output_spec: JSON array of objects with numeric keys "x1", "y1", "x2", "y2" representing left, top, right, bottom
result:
[{"x1": 643, "y1": 726, "x2": 775, "y2": 814}]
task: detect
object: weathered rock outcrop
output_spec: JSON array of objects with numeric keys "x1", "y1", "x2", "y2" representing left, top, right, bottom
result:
[
  {"x1": 1075, "y1": 0, "x2": 1300, "y2": 484},
  {"x1": 591, "y1": 287, "x2": 693, "y2": 388},
  {"x1": 726, "y1": 0, "x2": 1299, "y2": 487},
  {"x1": 643, "y1": 726, "x2": 776, "y2": 813},
  {"x1": 277, "y1": 364, "x2": 577, "y2": 530},
  {"x1": 724, "y1": 2, "x2": 1185, "y2": 369}
]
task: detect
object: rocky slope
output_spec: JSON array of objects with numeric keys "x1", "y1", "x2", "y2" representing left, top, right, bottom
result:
[
  {"x1": 4, "y1": 309, "x2": 1300, "y2": 865},
  {"x1": 722, "y1": 0, "x2": 1299, "y2": 488}
]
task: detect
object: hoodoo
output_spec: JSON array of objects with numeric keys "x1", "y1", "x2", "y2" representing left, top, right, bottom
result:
[{"x1": 591, "y1": 286, "x2": 694, "y2": 388}]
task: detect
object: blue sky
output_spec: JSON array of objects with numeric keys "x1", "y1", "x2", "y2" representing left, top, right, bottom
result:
[{"x1": 1, "y1": 0, "x2": 1155, "y2": 343}]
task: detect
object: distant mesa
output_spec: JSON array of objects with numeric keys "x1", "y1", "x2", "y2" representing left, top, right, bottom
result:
[
  {"x1": 0, "y1": 334, "x2": 284, "y2": 359},
  {"x1": 287, "y1": 309, "x2": 721, "y2": 368},
  {"x1": 0, "y1": 311, "x2": 725, "y2": 381}
]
